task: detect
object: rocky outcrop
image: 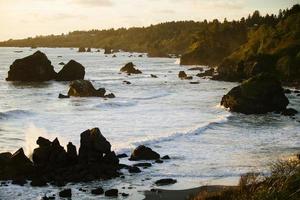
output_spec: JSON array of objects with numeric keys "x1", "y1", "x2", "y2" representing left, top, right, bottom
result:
[
  {"x1": 129, "y1": 145, "x2": 160, "y2": 161},
  {"x1": 56, "y1": 60, "x2": 85, "y2": 81},
  {"x1": 178, "y1": 71, "x2": 192, "y2": 80},
  {"x1": 0, "y1": 127, "x2": 121, "y2": 183},
  {"x1": 104, "y1": 47, "x2": 112, "y2": 54},
  {"x1": 196, "y1": 68, "x2": 214, "y2": 77},
  {"x1": 6, "y1": 51, "x2": 57, "y2": 81},
  {"x1": 120, "y1": 62, "x2": 142, "y2": 74},
  {"x1": 147, "y1": 50, "x2": 170, "y2": 58},
  {"x1": 215, "y1": 54, "x2": 277, "y2": 82},
  {"x1": 78, "y1": 47, "x2": 86, "y2": 52},
  {"x1": 68, "y1": 80, "x2": 115, "y2": 98},
  {"x1": 221, "y1": 73, "x2": 289, "y2": 114}
]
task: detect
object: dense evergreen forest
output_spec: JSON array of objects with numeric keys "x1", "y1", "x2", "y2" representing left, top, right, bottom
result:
[{"x1": 0, "y1": 4, "x2": 299, "y2": 83}]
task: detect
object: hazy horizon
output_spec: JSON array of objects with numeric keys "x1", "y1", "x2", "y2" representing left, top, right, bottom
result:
[{"x1": 0, "y1": 0, "x2": 299, "y2": 41}]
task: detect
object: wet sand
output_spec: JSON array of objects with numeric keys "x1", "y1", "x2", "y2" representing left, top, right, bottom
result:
[{"x1": 143, "y1": 185, "x2": 236, "y2": 200}]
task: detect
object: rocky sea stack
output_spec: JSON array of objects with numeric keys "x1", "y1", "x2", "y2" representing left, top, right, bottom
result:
[
  {"x1": 120, "y1": 62, "x2": 142, "y2": 74},
  {"x1": 6, "y1": 51, "x2": 86, "y2": 82},
  {"x1": 68, "y1": 80, "x2": 115, "y2": 98},
  {"x1": 6, "y1": 51, "x2": 57, "y2": 81},
  {"x1": 221, "y1": 73, "x2": 289, "y2": 114},
  {"x1": 0, "y1": 128, "x2": 121, "y2": 183},
  {"x1": 56, "y1": 60, "x2": 85, "y2": 81}
]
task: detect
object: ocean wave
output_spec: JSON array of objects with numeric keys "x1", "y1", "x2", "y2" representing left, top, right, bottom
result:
[
  {"x1": 94, "y1": 100, "x2": 137, "y2": 109},
  {"x1": 0, "y1": 109, "x2": 34, "y2": 120},
  {"x1": 133, "y1": 115, "x2": 230, "y2": 147},
  {"x1": 133, "y1": 92, "x2": 170, "y2": 100}
]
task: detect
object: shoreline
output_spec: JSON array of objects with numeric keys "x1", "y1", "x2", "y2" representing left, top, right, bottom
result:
[{"x1": 143, "y1": 185, "x2": 237, "y2": 200}]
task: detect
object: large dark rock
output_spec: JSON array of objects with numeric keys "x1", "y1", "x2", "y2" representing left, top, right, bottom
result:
[
  {"x1": 67, "y1": 80, "x2": 115, "y2": 98},
  {"x1": 129, "y1": 145, "x2": 160, "y2": 161},
  {"x1": 120, "y1": 62, "x2": 142, "y2": 74},
  {"x1": 0, "y1": 148, "x2": 34, "y2": 179},
  {"x1": 56, "y1": 60, "x2": 85, "y2": 81},
  {"x1": 0, "y1": 152, "x2": 12, "y2": 166},
  {"x1": 78, "y1": 128, "x2": 112, "y2": 164},
  {"x1": 6, "y1": 51, "x2": 57, "y2": 81},
  {"x1": 221, "y1": 73, "x2": 289, "y2": 114},
  {"x1": 32, "y1": 138, "x2": 68, "y2": 169}
]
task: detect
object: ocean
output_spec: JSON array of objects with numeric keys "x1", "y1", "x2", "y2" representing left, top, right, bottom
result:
[{"x1": 0, "y1": 47, "x2": 299, "y2": 199}]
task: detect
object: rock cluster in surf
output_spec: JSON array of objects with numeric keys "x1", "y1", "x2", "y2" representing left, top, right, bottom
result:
[
  {"x1": 0, "y1": 128, "x2": 167, "y2": 187},
  {"x1": 6, "y1": 51, "x2": 85, "y2": 82},
  {"x1": 0, "y1": 128, "x2": 121, "y2": 184}
]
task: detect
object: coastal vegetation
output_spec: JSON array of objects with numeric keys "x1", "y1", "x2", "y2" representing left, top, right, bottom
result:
[
  {"x1": 1, "y1": 5, "x2": 299, "y2": 84},
  {"x1": 192, "y1": 155, "x2": 300, "y2": 200}
]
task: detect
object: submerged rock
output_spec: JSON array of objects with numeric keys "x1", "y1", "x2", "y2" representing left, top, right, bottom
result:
[
  {"x1": 59, "y1": 189, "x2": 72, "y2": 198},
  {"x1": 129, "y1": 145, "x2": 160, "y2": 161},
  {"x1": 221, "y1": 73, "x2": 289, "y2": 114},
  {"x1": 67, "y1": 80, "x2": 115, "y2": 98},
  {"x1": 91, "y1": 187, "x2": 104, "y2": 195},
  {"x1": 281, "y1": 108, "x2": 298, "y2": 116},
  {"x1": 120, "y1": 62, "x2": 142, "y2": 74},
  {"x1": 105, "y1": 189, "x2": 118, "y2": 197},
  {"x1": 6, "y1": 51, "x2": 57, "y2": 82},
  {"x1": 56, "y1": 60, "x2": 85, "y2": 81},
  {"x1": 58, "y1": 94, "x2": 70, "y2": 99}
]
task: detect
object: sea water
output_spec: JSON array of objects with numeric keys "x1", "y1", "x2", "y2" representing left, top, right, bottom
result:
[{"x1": 0, "y1": 47, "x2": 299, "y2": 200}]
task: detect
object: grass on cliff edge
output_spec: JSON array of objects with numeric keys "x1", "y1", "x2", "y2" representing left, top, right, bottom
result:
[{"x1": 192, "y1": 155, "x2": 300, "y2": 200}]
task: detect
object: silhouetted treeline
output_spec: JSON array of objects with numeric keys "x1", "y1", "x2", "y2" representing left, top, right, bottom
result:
[{"x1": 0, "y1": 7, "x2": 289, "y2": 55}]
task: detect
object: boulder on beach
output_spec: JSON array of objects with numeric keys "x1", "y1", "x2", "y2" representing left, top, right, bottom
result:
[
  {"x1": 6, "y1": 51, "x2": 57, "y2": 82},
  {"x1": 155, "y1": 178, "x2": 177, "y2": 186},
  {"x1": 78, "y1": 47, "x2": 86, "y2": 52},
  {"x1": 67, "y1": 80, "x2": 115, "y2": 98},
  {"x1": 129, "y1": 145, "x2": 160, "y2": 161},
  {"x1": 120, "y1": 62, "x2": 142, "y2": 74},
  {"x1": 221, "y1": 73, "x2": 289, "y2": 114},
  {"x1": 56, "y1": 60, "x2": 85, "y2": 81}
]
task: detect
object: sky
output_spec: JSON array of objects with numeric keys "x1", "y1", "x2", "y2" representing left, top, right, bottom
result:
[{"x1": 0, "y1": 0, "x2": 299, "y2": 41}]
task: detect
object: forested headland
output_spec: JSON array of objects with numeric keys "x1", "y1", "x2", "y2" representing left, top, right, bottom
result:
[{"x1": 1, "y1": 4, "x2": 299, "y2": 83}]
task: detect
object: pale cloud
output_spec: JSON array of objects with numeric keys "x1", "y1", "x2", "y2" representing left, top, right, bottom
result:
[
  {"x1": 72, "y1": 0, "x2": 113, "y2": 7},
  {"x1": 0, "y1": 0, "x2": 298, "y2": 41}
]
